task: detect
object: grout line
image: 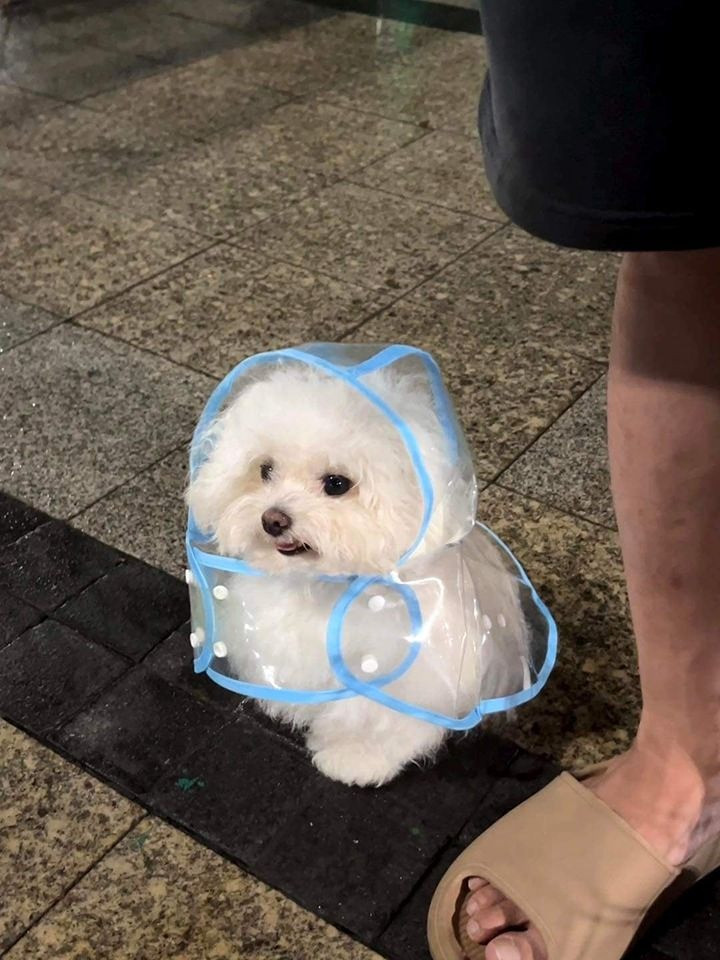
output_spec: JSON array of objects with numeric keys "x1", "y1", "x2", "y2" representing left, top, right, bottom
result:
[
  {"x1": 1, "y1": 85, "x2": 79, "y2": 110},
  {"x1": 560, "y1": 347, "x2": 609, "y2": 366},
  {"x1": 71, "y1": 68, "x2": 299, "y2": 117},
  {"x1": 134, "y1": 803, "x2": 384, "y2": 957},
  {"x1": 63, "y1": 27, "x2": 253, "y2": 71},
  {"x1": 335, "y1": 230, "x2": 507, "y2": 337},
  {"x1": 46, "y1": 656, "x2": 136, "y2": 733},
  {"x1": 68, "y1": 240, "x2": 224, "y2": 324},
  {"x1": 332, "y1": 222, "x2": 508, "y2": 340},
  {"x1": 492, "y1": 482, "x2": 618, "y2": 532},
  {"x1": 68, "y1": 251, "x2": 423, "y2": 382},
  {"x1": 67, "y1": 316, "x2": 221, "y2": 382},
  {"x1": 0, "y1": 800, "x2": 147, "y2": 955},
  {"x1": 485, "y1": 367, "x2": 608, "y2": 486},
  {"x1": 65, "y1": 9, "x2": 352, "y2": 110},
  {"x1": 0, "y1": 288, "x2": 63, "y2": 319},
  {"x1": 1, "y1": 516, "x2": 125, "y2": 597},
  {"x1": 231, "y1": 216, "x2": 508, "y2": 300},
  {"x1": 5, "y1": 37, "x2": 167, "y2": 104},
  {"x1": 209, "y1": 138, "x2": 435, "y2": 248},
  {"x1": 68, "y1": 185, "x2": 226, "y2": 241},
  {"x1": 344, "y1": 176, "x2": 506, "y2": 223},
  {"x1": 343, "y1": 219, "x2": 509, "y2": 322},
  {"x1": 319, "y1": 127, "x2": 446, "y2": 186},
  {"x1": 1, "y1": 162, "x2": 79, "y2": 202},
  {"x1": 311, "y1": 83, "x2": 482, "y2": 140},
  {"x1": 9, "y1": 317, "x2": 216, "y2": 404},
  {"x1": 47, "y1": 659, "x2": 132, "y2": 733},
  {"x1": 69, "y1": 166, "x2": 345, "y2": 260},
  {"x1": 66, "y1": 439, "x2": 190, "y2": 524},
  {"x1": 10, "y1": 103, "x2": 468, "y2": 284},
  {"x1": 49, "y1": 112, "x2": 429, "y2": 251},
  {"x1": 0, "y1": 317, "x2": 66, "y2": 358},
  {"x1": 73, "y1": 80, "x2": 300, "y2": 147}
]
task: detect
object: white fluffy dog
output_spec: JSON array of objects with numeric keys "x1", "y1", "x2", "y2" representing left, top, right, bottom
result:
[{"x1": 187, "y1": 360, "x2": 528, "y2": 787}]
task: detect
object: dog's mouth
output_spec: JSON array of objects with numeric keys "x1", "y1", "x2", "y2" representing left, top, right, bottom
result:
[{"x1": 274, "y1": 533, "x2": 313, "y2": 557}]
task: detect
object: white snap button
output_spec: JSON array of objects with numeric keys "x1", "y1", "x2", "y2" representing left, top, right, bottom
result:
[
  {"x1": 482, "y1": 614, "x2": 493, "y2": 631},
  {"x1": 361, "y1": 654, "x2": 379, "y2": 673},
  {"x1": 189, "y1": 632, "x2": 201, "y2": 649},
  {"x1": 213, "y1": 584, "x2": 229, "y2": 600},
  {"x1": 213, "y1": 641, "x2": 228, "y2": 658},
  {"x1": 368, "y1": 595, "x2": 385, "y2": 612},
  {"x1": 185, "y1": 569, "x2": 195, "y2": 585}
]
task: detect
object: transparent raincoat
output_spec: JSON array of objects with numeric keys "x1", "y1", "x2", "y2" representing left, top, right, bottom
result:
[{"x1": 186, "y1": 344, "x2": 557, "y2": 729}]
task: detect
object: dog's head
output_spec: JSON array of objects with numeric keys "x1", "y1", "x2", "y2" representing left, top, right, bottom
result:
[{"x1": 187, "y1": 362, "x2": 469, "y2": 575}]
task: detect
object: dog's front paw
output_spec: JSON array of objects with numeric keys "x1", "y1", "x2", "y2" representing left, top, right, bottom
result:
[{"x1": 312, "y1": 741, "x2": 402, "y2": 787}]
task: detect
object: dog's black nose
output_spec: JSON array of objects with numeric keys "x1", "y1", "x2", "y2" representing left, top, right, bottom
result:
[{"x1": 262, "y1": 508, "x2": 292, "y2": 538}]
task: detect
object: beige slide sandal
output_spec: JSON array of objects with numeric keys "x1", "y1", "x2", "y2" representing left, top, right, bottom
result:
[{"x1": 427, "y1": 771, "x2": 720, "y2": 960}]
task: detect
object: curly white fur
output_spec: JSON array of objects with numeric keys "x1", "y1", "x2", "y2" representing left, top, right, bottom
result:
[{"x1": 187, "y1": 362, "x2": 528, "y2": 787}]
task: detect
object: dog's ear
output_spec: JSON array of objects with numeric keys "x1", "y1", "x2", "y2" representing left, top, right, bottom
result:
[
  {"x1": 186, "y1": 408, "x2": 254, "y2": 535},
  {"x1": 186, "y1": 457, "x2": 234, "y2": 536},
  {"x1": 362, "y1": 363, "x2": 475, "y2": 553}
]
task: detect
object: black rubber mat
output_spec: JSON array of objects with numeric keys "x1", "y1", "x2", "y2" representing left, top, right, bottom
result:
[{"x1": 0, "y1": 490, "x2": 713, "y2": 959}]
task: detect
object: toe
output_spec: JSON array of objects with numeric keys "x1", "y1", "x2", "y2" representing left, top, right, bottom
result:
[
  {"x1": 467, "y1": 898, "x2": 528, "y2": 943},
  {"x1": 461, "y1": 880, "x2": 543, "y2": 960},
  {"x1": 466, "y1": 883, "x2": 505, "y2": 915},
  {"x1": 485, "y1": 928, "x2": 548, "y2": 960},
  {"x1": 468, "y1": 876, "x2": 489, "y2": 891}
]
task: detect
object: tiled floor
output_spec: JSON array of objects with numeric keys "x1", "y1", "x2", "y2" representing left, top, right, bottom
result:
[
  {"x1": 1, "y1": 721, "x2": 380, "y2": 960},
  {"x1": 0, "y1": 1, "x2": 715, "y2": 958}
]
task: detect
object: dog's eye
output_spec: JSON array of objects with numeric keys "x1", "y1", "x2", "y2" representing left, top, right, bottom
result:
[
  {"x1": 260, "y1": 462, "x2": 273, "y2": 482},
  {"x1": 323, "y1": 474, "x2": 352, "y2": 497}
]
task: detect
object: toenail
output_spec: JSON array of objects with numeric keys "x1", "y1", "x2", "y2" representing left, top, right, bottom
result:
[
  {"x1": 467, "y1": 920, "x2": 480, "y2": 939},
  {"x1": 466, "y1": 899, "x2": 479, "y2": 916},
  {"x1": 493, "y1": 939, "x2": 522, "y2": 960},
  {"x1": 468, "y1": 877, "x2": 483, "y2": 891}
]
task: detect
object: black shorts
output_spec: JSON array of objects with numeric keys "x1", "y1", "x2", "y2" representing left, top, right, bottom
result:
[{"x1": 478, "y1": 0, "x2": 720, "y2": 252}]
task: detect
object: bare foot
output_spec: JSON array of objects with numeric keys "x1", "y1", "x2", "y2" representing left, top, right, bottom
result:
[{"x1": 462, "y1": 740, "x2": 720, "y2": 960}]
